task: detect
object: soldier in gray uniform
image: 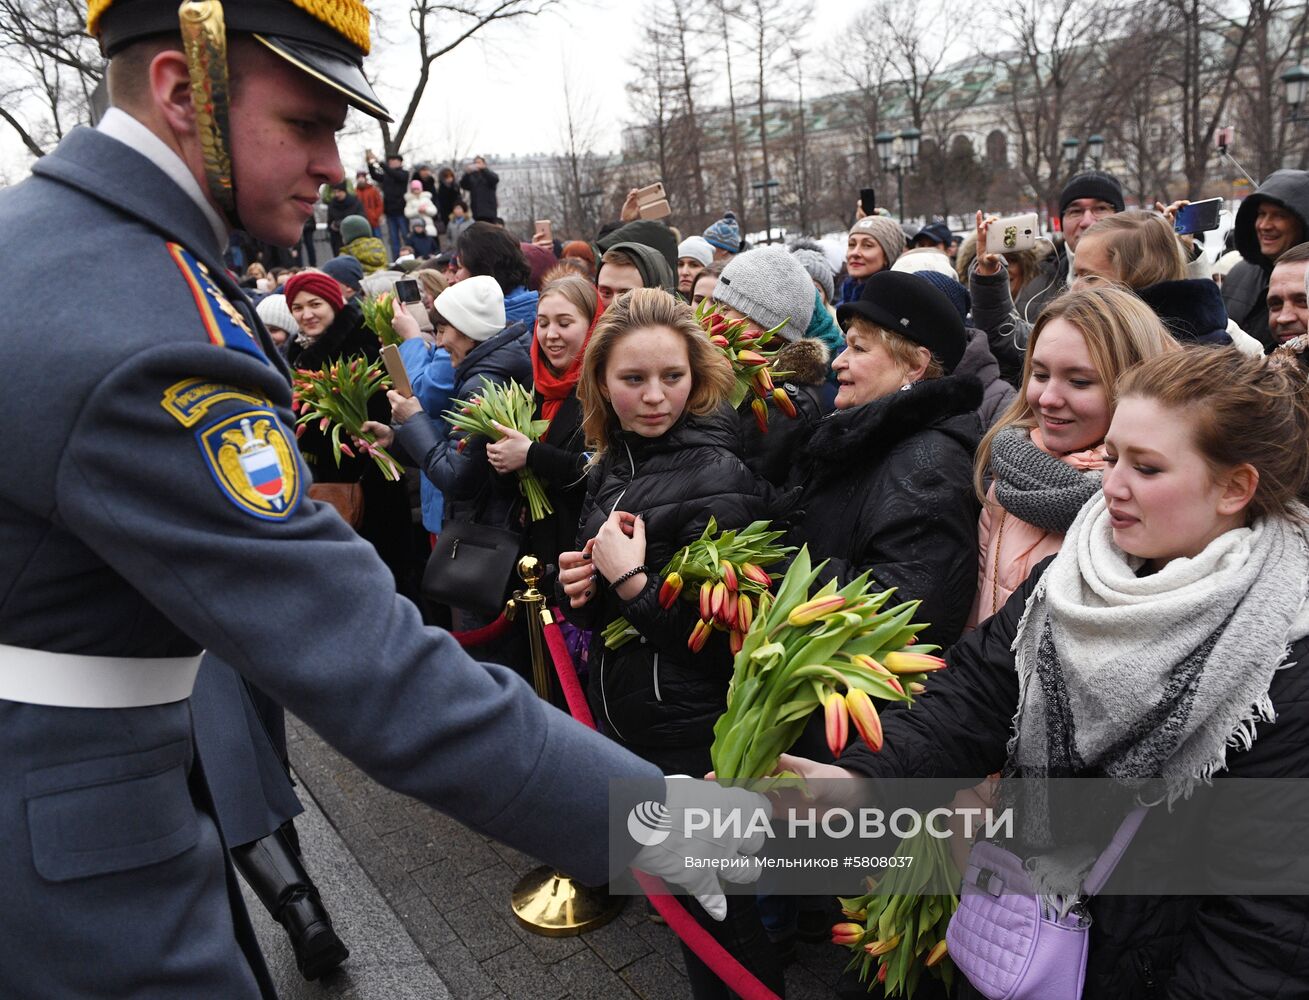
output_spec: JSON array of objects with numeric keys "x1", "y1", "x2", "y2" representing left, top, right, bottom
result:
[{"x1": 0, "y1": 2, "x2": 761, "y2": 995}]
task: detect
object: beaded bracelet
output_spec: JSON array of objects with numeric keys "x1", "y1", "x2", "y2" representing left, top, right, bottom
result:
[{"x1": 610, "y1": 564, "x2": 649, "y2": 588}]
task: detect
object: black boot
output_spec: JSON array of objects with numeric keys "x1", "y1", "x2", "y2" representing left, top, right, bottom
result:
[{"x1": 231, "y1": 826, "x2": 349, "y2": 981}]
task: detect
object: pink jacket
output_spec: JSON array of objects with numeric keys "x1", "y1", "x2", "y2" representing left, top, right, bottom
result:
[{"x1": 967, "y1": 429, "x2": 1105, "y2": 628}]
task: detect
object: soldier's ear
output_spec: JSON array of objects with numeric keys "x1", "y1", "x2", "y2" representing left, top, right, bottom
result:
[{"x1": 149, "y1": 48, "x2": 198, "y2": 137}]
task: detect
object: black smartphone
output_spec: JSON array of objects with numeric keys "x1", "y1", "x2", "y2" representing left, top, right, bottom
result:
[
  {"x1": 859, "y1": 187, "x2": 877, "y2": 215},
  {"x1": 394, "y1": 278, "x2": 421, "y2": 304},
  {"x1": 1174, "y1": 198, "x2": 1222, "y2": 236}
]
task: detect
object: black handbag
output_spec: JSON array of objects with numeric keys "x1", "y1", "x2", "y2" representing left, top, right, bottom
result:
[{"x1": 421, "y1": 519, "x2": 522, "y2": 616}]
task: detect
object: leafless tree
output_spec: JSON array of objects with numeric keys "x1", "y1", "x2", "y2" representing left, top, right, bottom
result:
[
  {"x1": 869, "y1": 0, "x2": 985, "y2": 218},
  {"x1": 731, "y1": 0, "x2": 814, "y2": 236},
  {"x1": 626, "y1": 24, "x2": 677, "y2": 201},
  {"x1": 1231, "y1": 0, "x2": 1309, "y2": 180},
  {"x1": 371, "y1": 0, "x2": 558, "y2": 157},
  {"x1": 708, "y1": 0, "x2": 750, "y2": 231},
  {"x1": 0, "y1": 0, "x2": 105, "y2": 157},
  {"x1": 552, "y1": 71, "x2": 614, "y2": 238},
  {"x1": 663, "y1": 0, "x2": 711, "y2": 227},
  {"x1": 1145, "y1": 0, "x2": 1253, "y2": 198},
  {"x1": 833, "y1": 9, "x2": 899, "y2": 213},
  {"x1": 779, "y1": 47, "x2": 815, "y2": 234},
  {"x1": 1109, "y1": 73, "x2": 1179, "y2": 205},
  {"x1": 623, "y1": 0, "x2": 715, "y2": 232},
  {"x1": 988, "y1": 0, "x2": 1129, "y2": 217}
]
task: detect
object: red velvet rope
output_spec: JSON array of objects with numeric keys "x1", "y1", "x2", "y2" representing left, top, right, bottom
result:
[
  {"x1": 633, "y1": 870, "x2": 782, "y2": 1000},
  {"x1": 541, "y1": 618, "x2": 596, "y2": 728},
  {"x1": 539, "y1": 612, "x2": 781, "y2": 1000},
  {"x1": 449, "y1": 612, "x2": 513, "y2": 648}
]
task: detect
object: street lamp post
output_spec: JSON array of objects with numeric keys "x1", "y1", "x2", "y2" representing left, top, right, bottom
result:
[
  {"x1": 1087, "y1": 134, "x2": 1105, "y2": 169},
  {"x1": 875, "y1": 128, "x2": 921, "y2": 221},
  {"x1": 1062, "y1": 136, "x2": 1081, "y2": 175},
  {"x1": 1283, "y1": 63, "x2": 1309, "y2": 123},
  {"x1": 751, "y1": 178, "x2": 781, "y2": 244}
]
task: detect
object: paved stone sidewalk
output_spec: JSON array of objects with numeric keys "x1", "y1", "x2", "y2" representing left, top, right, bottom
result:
[
  {"x1": 243, "y1": 784, "x2": 450, "y2": 999},
  {"x1": 282, "y1": 714, "x2": 850, "y2": 1000}
]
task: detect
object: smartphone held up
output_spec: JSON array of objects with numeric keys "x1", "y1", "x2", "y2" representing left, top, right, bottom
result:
[
  {"x1": 393, "y1": 278, "x2": 431, "y2": 332},
  {"x1": 1173, "y1": 198, "x2": 1222, "y2": 236},
  {"x1": 984, "y1": 212, "x2": 1040, "y2": 254}
]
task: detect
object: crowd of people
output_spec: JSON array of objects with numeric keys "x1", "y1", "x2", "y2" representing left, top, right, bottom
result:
[
  {"x1": 240, "y1": 159, "x2": 1309, "y2": 997},
  {"x1": 10, "y1": 1, "x2": 1309, "y2": 996}
]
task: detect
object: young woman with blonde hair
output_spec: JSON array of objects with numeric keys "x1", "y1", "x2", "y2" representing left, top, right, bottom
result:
[{"x1": 970, "y1": 285, "x2": 1178, "y2": 626}]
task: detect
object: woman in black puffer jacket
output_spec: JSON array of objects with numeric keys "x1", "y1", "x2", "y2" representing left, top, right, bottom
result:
[
  {"x1": 557, "y1": 288, "x2": 785, "y2": 1000},
  {"x1": 559, "y1": 290, "x2": 780, "y2": 768},
  {"x1": 790, "y1": 271, "x2": 982, "y2": 652}
]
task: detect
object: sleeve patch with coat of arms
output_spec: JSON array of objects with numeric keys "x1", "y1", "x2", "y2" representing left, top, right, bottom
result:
[
  {"x1": 165, "y1": 242, "x2": 270, "y2": 366},
  {"x1": 196, "y1": 408, "x2": 302, "y2": 520}
]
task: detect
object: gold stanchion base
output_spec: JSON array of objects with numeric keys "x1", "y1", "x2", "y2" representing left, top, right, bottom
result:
[{"x1": 510, "y1": 866, "x2": 625, "y2": 937}]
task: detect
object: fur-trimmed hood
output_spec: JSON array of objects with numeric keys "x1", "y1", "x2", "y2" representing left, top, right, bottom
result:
[
  {"x1": 807, "y1": 373, "x2": 982, "y2": 477},
  {"x1": 775, "y1": 338, "x2": 830, "y2": 387},
  {"x1": 1136, "y1": 279, "x2": 1233, "y2": 346}
]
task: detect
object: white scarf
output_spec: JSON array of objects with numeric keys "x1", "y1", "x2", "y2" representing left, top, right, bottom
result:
[{"x1": 1012, "y1": 494, "x2": 1309, "y2": 802}]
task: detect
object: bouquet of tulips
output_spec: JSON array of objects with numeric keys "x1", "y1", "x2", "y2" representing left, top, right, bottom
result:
[
  {"x1": 709, "y1": 546, "x2": 946, "y2": 782},
  {"x1": 601, "y1": 518, "x2": 792, "y2": 652},
  {"x1": 360, "y1": 292, "x2": 401, "y2": 347},
  {"x1": 695, "y1": 299, "x2": 796, "y2": 433},
  {"x1": 833, "y1": 830, "x2": 958, "y2": 997},
  {"x1": 292, "y1": 357, "x2": 402, "y2": 481},
  {"x1": 441, "y1": 379, "x2": 553, "y2": 521}
]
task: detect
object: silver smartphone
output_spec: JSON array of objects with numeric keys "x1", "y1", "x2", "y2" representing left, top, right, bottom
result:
[{"x1": 985, "y1": 212, "x2": 1040, "y2": 254}]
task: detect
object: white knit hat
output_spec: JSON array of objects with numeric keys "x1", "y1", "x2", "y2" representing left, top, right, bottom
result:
[
  {"x1": 256, "y1": 293, "x2": 299, "y2": 339},
  {"x1": 434, "y1": 274, "x2": 506, "y2": 342},
  {"x1": 890, "y1": 248, "x2": 958, "y2": 278},
  {"x1": 677, "y1": 235, "x2": 714, "y2": 268}
]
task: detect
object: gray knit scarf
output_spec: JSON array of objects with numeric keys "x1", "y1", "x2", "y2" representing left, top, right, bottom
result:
[
  {"x1": 990, "y1": 426, "x2": 1102, "y2": 533},
  {"x1": 1008, "y1": 495, "x2": 1309, "y2": 894}
]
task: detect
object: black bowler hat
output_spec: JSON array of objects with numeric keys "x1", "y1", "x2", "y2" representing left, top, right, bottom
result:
[
  {"x1": 89, "y1": 0, "x2": 390, "y2": 121},
  {"x1": 836, "y1": 271, "x2": 966, "y2": 374}
]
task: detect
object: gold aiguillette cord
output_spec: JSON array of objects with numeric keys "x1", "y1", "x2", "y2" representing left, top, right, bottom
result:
[{"x1": 178, "y1": 0, "x2": 236, "y2": 220}]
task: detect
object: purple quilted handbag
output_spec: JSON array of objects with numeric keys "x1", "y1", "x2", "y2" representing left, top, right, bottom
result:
[{"x1": 946, "y1": 807, "x2": 1146, "y2": 1000}]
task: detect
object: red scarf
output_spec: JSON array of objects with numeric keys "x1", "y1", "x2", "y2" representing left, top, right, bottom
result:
[{"x1": 531, "y1": 298, "x2": 603, "y2": 424}]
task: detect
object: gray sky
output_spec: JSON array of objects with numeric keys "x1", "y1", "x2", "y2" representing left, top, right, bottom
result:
[{"x1": 0, "y1": 0, "x2": 856, "y2": 180}]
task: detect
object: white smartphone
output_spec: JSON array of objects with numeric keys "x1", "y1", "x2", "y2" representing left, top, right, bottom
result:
[
  {"x1": 380, "y1": 344, "x2": 413, "y2": 398},
  {"x1": 985, "y1": 212, "x2": 1040, "y2": 254}
]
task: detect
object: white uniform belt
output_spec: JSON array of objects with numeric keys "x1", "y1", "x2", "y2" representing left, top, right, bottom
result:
[{"x1": 0, "y1": 642, "x2": 202, "y2": 709}]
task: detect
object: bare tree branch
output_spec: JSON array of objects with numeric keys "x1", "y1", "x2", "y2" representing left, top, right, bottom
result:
[
  {"x1": 375, "y1": 0, "x2": 558, "y2": 156},
  {"x1": 0, "y1": 104, "x2": 47, "y2": 158}
]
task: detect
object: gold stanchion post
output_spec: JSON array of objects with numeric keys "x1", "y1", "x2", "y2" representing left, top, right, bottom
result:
[{"x1": 508, "y1": 556, "x2": 625, "y2": 936}]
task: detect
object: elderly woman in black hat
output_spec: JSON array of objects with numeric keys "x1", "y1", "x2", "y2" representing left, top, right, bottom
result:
[{"x1": 789, "y1": 271, "x2": 983, "y2": 651}]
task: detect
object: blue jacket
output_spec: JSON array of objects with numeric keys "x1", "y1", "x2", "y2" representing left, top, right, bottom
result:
[
  {"x1": 0, "y1": 125, "x2": 661, "y2": 998},
  {"x1": 504, "y1": 284, "x2": 539, "y2": 330},
  {"x1": 397, "y1": 338, "x2": 455, "y2": 532},
  {"x1": 394, "y1": 322, "x2": 533, "y2": 529}
]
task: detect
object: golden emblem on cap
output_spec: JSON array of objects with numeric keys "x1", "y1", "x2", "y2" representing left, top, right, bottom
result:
[{"x1": 87, "y1": 0, "x2": 371, "y2": 54}]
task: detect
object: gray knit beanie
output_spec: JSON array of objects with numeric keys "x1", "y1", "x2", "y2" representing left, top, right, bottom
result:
[
  {"x1": 790, "y1": 247, "x2": 835, "y2": 304},
  {"x1": 848, "y1": 216, "x2": 906, "y2": 269},
  {"x1": 712, "y1": 245, "x2": 815, "y2": 341}
]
